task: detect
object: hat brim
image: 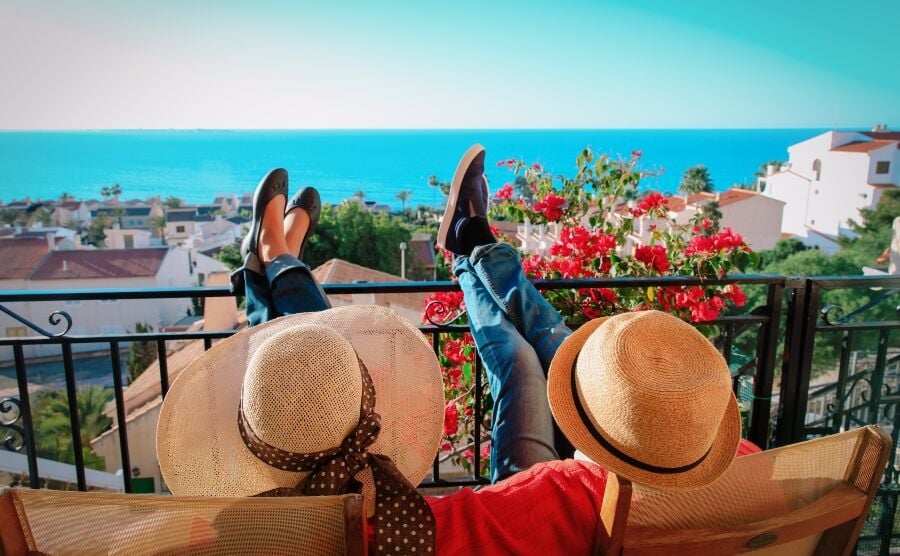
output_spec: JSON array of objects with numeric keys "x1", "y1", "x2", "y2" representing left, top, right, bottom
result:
[
  {"x1": 157, "y1": 305, "x2": 444, "y2": 500},
  {"x1": 548, "y1": 317, "x2": 742, "y2": 490}
]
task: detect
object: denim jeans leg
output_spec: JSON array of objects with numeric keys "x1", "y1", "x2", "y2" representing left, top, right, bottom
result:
[
  {"x1": 455, "y1": 256, "x2": 558, "y2": 483},
  {"x1": 266, "y1": 254, "x2": 332, "y2": 315},
  {"x1": 463, "y1": 242, "x2": 576, "y2": 459},
  {"x1": 244, "y1": 265, "x2": 278, "y2": 327}
]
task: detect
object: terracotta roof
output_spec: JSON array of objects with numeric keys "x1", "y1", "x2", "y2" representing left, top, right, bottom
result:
[
  {"x1": 862, "y1": 131, "x2": 900, "y2": 141},
  {"x1": 869, "y1": 183, "x2": 898, "y2": 188},
  {"x1": 30, "y1": 247, "x2": 169, "y2": 280},
  {"x1": 831, "y1": 140, "x2": 896, "y2": 153},
  {"x1": 408, "y1": 236, "x2": 436, "y2": 269},
  {"x1": 0, "y1": 238, "x2": 50, "y2": 279},
  {"x1": 311, "y1": 258, "x2": 428, "y2": 316}
]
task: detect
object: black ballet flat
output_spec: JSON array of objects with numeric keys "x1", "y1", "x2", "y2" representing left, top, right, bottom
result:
[
  {"x1": 285, "y1": 186, "x2": 321, "y2": 260},
  {"x1": 229, "y1": 168, "x2": 289, "y2": 294}
]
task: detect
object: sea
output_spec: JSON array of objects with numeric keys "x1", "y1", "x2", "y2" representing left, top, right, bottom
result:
[{"x1": 0, "y1": 129, "x2": 825, "y2": 208}]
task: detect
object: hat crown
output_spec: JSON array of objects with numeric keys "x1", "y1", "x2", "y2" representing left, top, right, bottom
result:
[
  {"x1": 241, "y1": 324, "x2": 362, "y2": 455},
  {"x1": 576, "y1": 311, "x2": 731, "y2": 470}
]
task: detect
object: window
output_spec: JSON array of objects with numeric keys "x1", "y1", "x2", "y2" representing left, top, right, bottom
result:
[
  {"x1": 812, "y1": 159, "x2": 822, "y2": 181},
  {"x1": 876, "y1": 161, "x2": 890, "y2": 174},
  {"x1": 176, "y1": 225, "x2": 185, "y2": 233},
  {"x1": 5, "y1": 326, "x2": 27, "y2": 337},
  {"x1": 124, "y1": 234, "x2": 134, "y2": 249}
]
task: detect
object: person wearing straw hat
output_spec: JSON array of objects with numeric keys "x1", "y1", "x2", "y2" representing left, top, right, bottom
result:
[{"x1": 159, "y1": 159, "x2": 759, "y2": 554}]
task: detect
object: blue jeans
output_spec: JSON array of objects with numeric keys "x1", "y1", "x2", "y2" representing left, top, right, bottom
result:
[
  {"x1": 454, "y1": 243, "x2": 573, "y2": 482},
  {"x1": 243, "y1": 253, "x2": 331, "y2": 326}
]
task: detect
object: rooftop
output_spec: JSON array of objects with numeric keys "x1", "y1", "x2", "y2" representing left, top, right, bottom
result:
[
  {"x1": 29, "y1": 247, "x2": 170, "y2": 280},
  {"x1": 831, "y1": 140, "x2": 897, "y2": 154},
  {"x1": 0, "y1": 238, "x2": 50, "y2": 280}
]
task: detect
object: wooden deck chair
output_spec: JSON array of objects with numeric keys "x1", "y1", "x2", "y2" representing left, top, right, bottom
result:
[
  {"x1": 0, "y1": 488, "x2": 366, "y2": 555},
  {"x1": 598, "y1": 425, "x2": 891, "y2": 556}
]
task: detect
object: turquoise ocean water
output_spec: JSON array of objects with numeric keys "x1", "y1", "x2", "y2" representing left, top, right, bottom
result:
[{"x1": 0, "y1": 129, "x2": 823, "y2": 208}]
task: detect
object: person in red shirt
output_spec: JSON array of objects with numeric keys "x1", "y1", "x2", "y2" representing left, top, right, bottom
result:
[{"x1": 164, "y1": 149, "x2": 759, "y2": 555}]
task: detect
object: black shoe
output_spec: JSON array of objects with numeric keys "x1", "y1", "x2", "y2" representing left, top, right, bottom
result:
[
  {"x1": 285, "y1": 186, "x2": 321, "y2": 260},
  {"x1": 437, "y1": 144, "x2": 493, "y2": 256},
  {"x1": 229, "y1": 168, "x2": 288, "y2": 293}
]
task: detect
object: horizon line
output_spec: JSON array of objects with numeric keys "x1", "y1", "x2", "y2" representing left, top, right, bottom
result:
[{"x1": 0, "y1": 126, "x2": 873, "y2": 133}]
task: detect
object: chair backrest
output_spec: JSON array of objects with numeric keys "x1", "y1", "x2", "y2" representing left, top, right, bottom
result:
[
  {"x1": 598, "y1": 425, "x2": 891, "y2": 556},
  {"x1": 0, "y1": 488, "x2": 366, "y2": 555}
]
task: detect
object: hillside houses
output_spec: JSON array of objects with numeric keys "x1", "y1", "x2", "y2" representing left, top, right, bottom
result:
[{"x1": 760, "y1": 125, "x2": 899, "y2": 252}]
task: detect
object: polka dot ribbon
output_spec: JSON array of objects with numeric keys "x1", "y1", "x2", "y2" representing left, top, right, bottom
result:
[{"x1": 238, "y1": 358, "x2": 436, "y2": 555}]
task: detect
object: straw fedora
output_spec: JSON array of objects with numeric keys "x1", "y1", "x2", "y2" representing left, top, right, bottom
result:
[
  {"x1": 157, "y1": 305, "x2": 444, "y2": 507},
  {"x1": 548, "y1": 310, "x2": 741, "y2": 489}
]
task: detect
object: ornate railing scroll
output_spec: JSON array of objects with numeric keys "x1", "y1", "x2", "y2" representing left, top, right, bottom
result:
[
  {"x1": 0, "y1": 305, "x2": 72, "y2": 337},
  {"x1": 0, "y1": 397, "x2": 25, "y2": 452}
]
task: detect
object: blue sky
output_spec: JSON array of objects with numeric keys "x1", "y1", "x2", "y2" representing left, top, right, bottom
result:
[{"x1": 0, "y1": 0, "x2": 897, "y2": 129}]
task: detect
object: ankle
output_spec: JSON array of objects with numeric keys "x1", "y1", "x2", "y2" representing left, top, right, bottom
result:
[{"x1": 458, "y1": 217, "x2": 496, "y2": 255}]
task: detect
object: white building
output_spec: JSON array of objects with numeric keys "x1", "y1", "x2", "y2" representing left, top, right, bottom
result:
[
  {"x1": 0, "y1": 244, "x2": 197, "y2": 361},
  {"x1": 760, "y1": 126, "x2": 899, "y2": 251},
  {"x1": 103, "y1": 228, "x2": 153, "y2": 249}
]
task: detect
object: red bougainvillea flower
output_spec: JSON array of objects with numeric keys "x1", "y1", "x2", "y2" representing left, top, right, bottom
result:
[
  {"x1": 533, "y1": 192, "x2": 567, "y2": 222},
  {"x1": 496, "y1": 158, "x2": 517, "y2": 168},
  {"x1": 443, "y1": 401, "x2": 459, "y2": 437},
  {"x1": 424, "y1": 291, "x2": 466, "y2": 324},
  {"x1": 494, "y1": 183, "x2": 514, "y2": 200},
  {"x1": 631, "y1": 150, "x2": 643, "y2": 159},
  {"x1": 481, "y1": 442, "x2": 491, "y2": 459},
  {"x1": 441, "y1": 442, "x2": 452, "y2": 452},
  {"x1": 723, "y1": 284, "x2": 747, "y2": 307},
  {"x1": 532, "y1": 163, "x2": 543, "y2": 172},
  {"x1": 634, "y1": 244, "x2": 670, "y2": 273},
  {"x1": 550, "y1": 226, "x2": 617, "y2": 259},
  {"x1": 637, "y1": 192, "x2": 668, "y2": 212},
  {"x1": 701, "y1": 218, "x2": 713, "y2": 229},
  {"x1": 521, "y1": 254, "x2": 546, "y2": 279},
  {"x1": 630, "y1": 207, "x2": 645, "y2": 218},
  {"x1": 684, "y1": 228, "x2": 747, "y2": 256}
]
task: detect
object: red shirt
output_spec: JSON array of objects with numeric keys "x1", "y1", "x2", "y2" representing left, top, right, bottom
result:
[{"x1": 423, "y1": 439, "x2": 761, "y2": 555}]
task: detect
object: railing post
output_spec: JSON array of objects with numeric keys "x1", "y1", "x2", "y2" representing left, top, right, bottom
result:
[
  {"x1": 775, "y1": 277, "x2": 812, "y2": 446},
  {"x1": 749, "y1": 282, "x2": 784, "y2": 448}
]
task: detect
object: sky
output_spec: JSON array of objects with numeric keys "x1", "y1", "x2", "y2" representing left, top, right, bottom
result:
[{"x1": 0, "y1": 0, "x2": 897, "y2": 130}]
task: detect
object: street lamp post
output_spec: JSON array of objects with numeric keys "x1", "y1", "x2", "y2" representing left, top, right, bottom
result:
[{"x1": 399, "y1": 242, "x2": 407, "y2": 279}]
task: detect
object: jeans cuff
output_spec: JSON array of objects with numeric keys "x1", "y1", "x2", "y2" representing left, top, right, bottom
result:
[{"x1": 265, "y1": 254, "x2": 310, "y2": 284}]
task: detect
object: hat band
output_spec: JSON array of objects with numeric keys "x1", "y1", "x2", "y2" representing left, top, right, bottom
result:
[
  {"x1": 238, "y1": 357, "x2": 436, "y2": 556},
  {"x1": 570, "y1": 356, "x2": 711, "y2": 475}
]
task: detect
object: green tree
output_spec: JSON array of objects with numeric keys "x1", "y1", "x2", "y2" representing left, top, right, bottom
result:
[
  {"x1": 840, "y1": 189, "x2": 900, "y2": 269},
  {"x1": 214, "y1": 243, "x2": 244, "y2": 271},
  {"x1": 304, "y1": 202, "x2": 411, "y2": 275},
  {"x1": 0, "y1": 208, "x2": 19, "y2": 226},
  {"x1": 86, "y1": 215, "x2": 110, "y2": 247},
  {"x1": 126, "y1": 322, "x2": 158, "y2": 383},
  {"x1": 164, "y1": 196, "x2": 184, "y2": 209},
  {"x1": 31, "y1": 386, "x2": 114, "y2": 470},
  {"x1": 31, "y1": 207, "x2": 53, "y2": 227},
  {"x1": 679, "y1": 165, "x2": 714, "y2": 195}
]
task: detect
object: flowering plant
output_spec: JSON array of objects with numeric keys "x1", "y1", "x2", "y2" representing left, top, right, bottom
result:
[{"x1": 424, "y1": 148, "x2": 759, "y2": 477}]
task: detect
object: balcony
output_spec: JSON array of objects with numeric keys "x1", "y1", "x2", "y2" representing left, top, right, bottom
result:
[{"x1": 1, "y1": 274, "x2": 898, "y2": 554}]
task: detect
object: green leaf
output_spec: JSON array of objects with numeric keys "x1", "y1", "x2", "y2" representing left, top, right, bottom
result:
[{"x1": 462, "y1": 362, "x2": 472, "y2": 382}]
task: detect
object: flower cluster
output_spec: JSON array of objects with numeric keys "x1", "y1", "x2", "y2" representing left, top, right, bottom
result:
[{"x1": 424, "y1": 147, "x2": 758, "y2": 475}]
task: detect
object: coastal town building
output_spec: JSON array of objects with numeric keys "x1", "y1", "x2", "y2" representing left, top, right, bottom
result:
[
  {"x1": 52, "y1": 200, "x2": 92, "y2": 228},
  {"x1": 0, "y1": 242, "x2": 201, "y2": 362},
  {"x1": 633, "y1": 189, "x2": 785, "y2": 252},
  {"x1": 92, "y1": 202, "x2": 164, "y2": 231},
  {"x1": 759, "y1": 126, "x2": 899, "y2": 252}
]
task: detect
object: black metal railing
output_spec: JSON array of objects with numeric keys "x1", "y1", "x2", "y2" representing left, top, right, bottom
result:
[{"x1": 1, "y1": 274, "x2": 898, "y2": 552}]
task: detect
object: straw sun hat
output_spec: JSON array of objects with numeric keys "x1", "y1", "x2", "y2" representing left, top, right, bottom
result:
[
  {"x1": 157, "y1": 305, "x2": 444, "y2": 509},
  {"x1": 548, "y1": 310, "x2": 741, "y2": 490}
]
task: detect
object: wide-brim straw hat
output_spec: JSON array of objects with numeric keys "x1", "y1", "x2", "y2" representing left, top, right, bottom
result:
[
  {"x1": 157, "y1": 305, "x2": 444, "y2": 507},
  {"x1": 548, "y1": 310, "x2": 741, "y2": 489}
]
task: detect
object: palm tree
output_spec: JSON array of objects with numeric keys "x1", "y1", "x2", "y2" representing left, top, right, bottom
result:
[
  {"x1": 163, "y1": 196, "x2": 184, "y2": 209},
  {"x1": 428, "y1": 176, "x2": 451, "y2": 196},
  {"x1": 58, "y1": 192, "x2": 74, "y2": 202},
  {"x1": 679, "y1": 165, "x2": 714, "y2": 196},
  {"x1": 110, "y1": 184, "x2": 122, "y2": 204},
  {"x1": 395, "y1": 190, "x2": 413, "y2": 214},
  {"x1": 150, "y1": 214, "x2": 167, "y2": 240},
  {"x1": 31, "y1": 386, "x2": 113, "y2": 470}
]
